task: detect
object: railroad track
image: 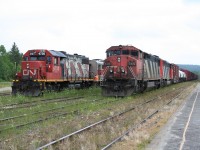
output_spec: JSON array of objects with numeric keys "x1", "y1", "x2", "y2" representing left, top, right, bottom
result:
[
  {"x1": 0, "y1": 97, "x2": 102, "y2": 122},
  {"x1": 0, "y1": 96, "x2": 84, "y2": 110},
  {"x1": 36, "y1": 87, "x2": 186, "y2": 150},
  {"x1": 0, "y1": 92, "x2": 11, "y2": 97},
  {"x1": 0, "y1": 97, "x2": 124, "y2": 133}
]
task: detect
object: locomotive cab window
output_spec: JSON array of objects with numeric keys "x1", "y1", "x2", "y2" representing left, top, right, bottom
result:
[
  {"x1": 47, "y1": 56, "x2": 51, "y2": 64},
  {"x1": 30, "y1": 56, "x2": 45, "y2": 61},
  {"x1": 131, "y1": 50, "x2": 138, "y2": 58},
  {"x1": 106, "y1": 50, "x2": 112, "y2": 57},
  {"x1": 54, "y1": 57, "x2": 58, "y2": 65},
  {"x1": 114, "y1": 50, "x2": 121, "y2": 55},
  {"x1": 98, "y1": 64, "x2": 102, "y2": 70},
  {"x1": 122, "y1": 50, "x2": 129, "y2": 55},
  {"x1": 38, "y1": 56, "x2": 45, "y2": 61},
  {"x1": 106, "y1": 50, "x2": 121, "y2": 57},
  {"x1": 30, "y1": 56, "x2": 37, "y2": 61},
  {"x1": 139, "y1": 52, "x2": 143, "y2": 59},
  {"x1": 23, "y1": 56, "x2": 28, "y2": 61}
]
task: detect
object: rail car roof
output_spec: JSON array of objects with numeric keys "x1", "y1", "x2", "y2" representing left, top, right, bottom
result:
[
  {"x1": 49, "y1": 50, "x2": 67, "y2": 58},
  {"x1": 107, "y1": 45, "x2": 141, "y2": 51}
]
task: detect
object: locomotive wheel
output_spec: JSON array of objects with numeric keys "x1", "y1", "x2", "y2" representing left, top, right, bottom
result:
[{"x1": 11, "y1": 87, "x2": 17, "y2": 96}]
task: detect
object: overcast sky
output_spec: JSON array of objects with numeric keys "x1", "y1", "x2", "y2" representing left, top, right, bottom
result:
[{"x1": 1, "y1": 0, "x2": 200, "y2": 64}]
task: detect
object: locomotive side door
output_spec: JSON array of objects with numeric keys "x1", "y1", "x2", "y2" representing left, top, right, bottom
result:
[
  {"x1": 60, "y1": 58, "x2": 65, "y2": 79},
  {"x1": 138, "y1": 51, "x2": 144, "y2": 80}
]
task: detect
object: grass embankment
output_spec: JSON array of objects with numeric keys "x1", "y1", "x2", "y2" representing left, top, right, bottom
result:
[{"x1": 0, "y1": 81, "x2": 198, "y2": 150}]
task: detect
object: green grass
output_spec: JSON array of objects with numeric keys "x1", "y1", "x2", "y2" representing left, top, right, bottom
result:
[
  {"x1": 0, "y1": 82, "x2": 11, "y2": 88},
  {"x1": 137, "y1": 139, "x2": 151, "y2": 150}
]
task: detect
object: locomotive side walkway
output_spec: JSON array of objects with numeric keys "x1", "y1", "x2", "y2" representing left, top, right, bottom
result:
[{"x1": 146, "y1": 83, "x2": 200, "y2": 150}]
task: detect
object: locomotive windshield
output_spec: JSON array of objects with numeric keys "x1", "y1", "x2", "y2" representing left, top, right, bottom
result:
[
  {"x1": 131, "y1": 50, "x2": 138, "y2": 58},
  {"x1": 106, "y1": 50, "x2": 121, "y2": 57},
  {"x1": 106, "y1": 49, "x2": 139, "y2": 58},
  {"x1": 30, "y1": 56, "x2": 46, "y2": 61}
]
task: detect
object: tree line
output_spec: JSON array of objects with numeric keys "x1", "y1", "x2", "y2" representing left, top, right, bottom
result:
[{"x1": 0, "y1": 43, "x2": 22, "y2": 81}]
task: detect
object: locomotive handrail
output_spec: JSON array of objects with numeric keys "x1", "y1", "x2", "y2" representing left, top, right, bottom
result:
[
  {"x1": 102, "y1": 66, "x2": 109, "y2": 79},
  {"x1": 128, "y1": 66, "x2": 136, "y2": 79}
]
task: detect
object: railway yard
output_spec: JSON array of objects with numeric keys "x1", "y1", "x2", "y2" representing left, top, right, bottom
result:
[
  {"x1": 0, "y1": 81, "x2": 199, "y2": 149},
  {"x1": 1, "y1": 0, "x2": 200, "y2": 149}
]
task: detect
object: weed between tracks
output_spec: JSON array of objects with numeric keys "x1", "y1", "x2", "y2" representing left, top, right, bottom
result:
[
  {"x1": 0, "y1": 82, "x2": 197, "y2": 150},
  {"x1": 0, "y1": 82, "x2": 11, "y2": 88}
]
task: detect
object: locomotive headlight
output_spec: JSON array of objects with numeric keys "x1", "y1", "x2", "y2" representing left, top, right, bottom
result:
[
  {"x1": 110, "y1": 67, "x2": 113, "y2": 73},
  {"x1": 121, "y1": 67, "x2": 125, "y2": 73},
  {"x1": 117, "y1": 57, "x2": 121, "y2": 62},
  {"x1": 27, "y1": 63, "x2": 29, "y2": 69}
]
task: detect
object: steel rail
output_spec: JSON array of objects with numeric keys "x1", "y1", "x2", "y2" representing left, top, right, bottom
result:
[
  {"x1": 0, "y1": 111, "x2": 76, "y2": 133},
  {"x1": 0, "y1": 96, "x2": 71, "y2": 108},
  {"x1": 0, "y1": 96, "x2": 84, "y2": 110},
  {"x1": 0, "y1": 92, "x2": 11, "y2": 96}
]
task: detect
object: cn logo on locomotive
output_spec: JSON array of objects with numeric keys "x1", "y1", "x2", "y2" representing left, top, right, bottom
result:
[{"x1": 23, "y1": 69, "x2": 37, "y2": 76}]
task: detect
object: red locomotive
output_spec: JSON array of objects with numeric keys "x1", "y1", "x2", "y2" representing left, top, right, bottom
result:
[
  {"x1": 101, "y1": 45, "x2": 198, "y2": 97},
  {"x1": 12, "y1": 49, "x2": 103, "y2": 96}
]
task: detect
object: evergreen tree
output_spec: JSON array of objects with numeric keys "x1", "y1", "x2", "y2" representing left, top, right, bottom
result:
[
  {"x1": 8, "y1": 42, "x2": 22, "y2": 66},
  {"x1": 0, "y1": 45, "x2": 6, "y2": 56},
  {"x1": 0, "y1": 43, "x2": 23, "y2": 81},
  {"x1": 0, "y1": 45, "x2": 13, "y2": 81}
]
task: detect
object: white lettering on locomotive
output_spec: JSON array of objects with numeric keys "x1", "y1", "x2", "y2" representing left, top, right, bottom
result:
[{"x1": 23, "y1": 69, "x2": 37, "y2": 76}]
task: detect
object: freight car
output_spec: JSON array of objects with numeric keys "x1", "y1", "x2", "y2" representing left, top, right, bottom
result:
[
  {"x1": 89, "y1": 59, "x2": 104, "y2": 84},
  {"x1": 12, "y1": 49, "x2": 103, "y2": 96},
  {"x1": 180, "y1": 68, "x2": 198, "y2": 81},
  {"x1": 101, "y1": 45, "x2": 198, "y2": 97},
  {"x1": 179, "y1": 70, "x2": 186, "y2": 82}
]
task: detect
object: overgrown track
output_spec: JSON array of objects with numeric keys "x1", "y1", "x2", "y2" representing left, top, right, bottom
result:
[
  {"x1": 36, "y1": 87, "x2": 186, "y2": 150},
  {"x1": 0, "y1": 97, "x2": 100, "y2": 122},
  {"x1": 0, "y1": 92, "x2": 11, "y2": 97},
  {"x1": 0, "y1": 97, "x2": 124, "y2": 133},
  {"x1": 0, "y1": 96, "x2": 84, "y2": 110}
]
